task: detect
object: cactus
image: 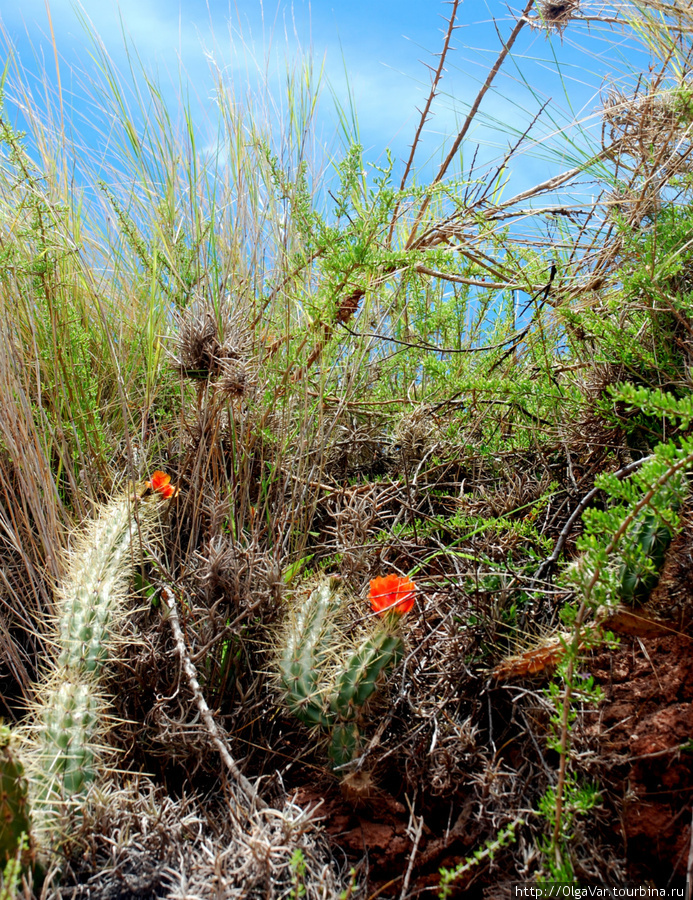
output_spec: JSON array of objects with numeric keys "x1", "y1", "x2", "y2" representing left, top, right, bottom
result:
[
  {"x1": 278, "y1": 579, "x2": 340, "y2": 729},
  {"x1": 329, "y1": 722, "x2": 361, "y2": 770},
  {"x1": 0, "y1": 726, "x2": 32, "y2": 866},
  {"x1": 0, "y1": 472, "x2": 177, "y2": 863},
  {"x1": 331, "y1": 629, "x2": 404, "y2": 718},
  {"x1": 277, "y1": 575, "x2": 414, "y2": 772},
  {"x1": 56, "y1": 484, "x2": 163, "y2": 674},
  {"x1": 33, "y1": 680, "x2": 103, "y2": 803},
  {"x1": 29, "y1": 486, "x2": 164, "y2": 821}
]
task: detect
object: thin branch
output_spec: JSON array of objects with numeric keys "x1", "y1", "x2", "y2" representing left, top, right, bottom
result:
[
  {"x1": 405, "y1": 0, "x2": 536, "y2": 250},
  {"x1": 399, "y1": 813, "x2": 425, "y2": 900},
  {"x1": 532, "y1": 454, "x2": 653, "y2": 586},
  {"x1": 388, "y1": 0, "x2": 462, "y2": 245},
  {"x1": 472, "y1": 97, "x2": 552, "y2": 210},
  {"x1": 414, "y1": 262, "x2": 537, "y2": 290},
  {"x1": 338, "y1": 319, "x2": 536, "y2": 355},
  {"x1": 399, "y1": 0, "x2": 461, "y2": 194},
  {"x1": 161, "y1": 584, "x2": 267, "y2": 814},
  {"x1": 487, "y1": 148, "x2": 613, "y2": 215}
]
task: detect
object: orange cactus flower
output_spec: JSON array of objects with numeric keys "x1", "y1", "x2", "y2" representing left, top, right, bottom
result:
[
  {"x1": 146, "y1": 471, "x2": 178, "y2": 499},
  {"x1": 369, "y1": 574, "x2": 416, "y2": 618}
]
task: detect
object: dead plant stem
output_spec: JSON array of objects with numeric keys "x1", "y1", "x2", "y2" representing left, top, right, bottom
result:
[
  {"x1": 388, "y1": 0, "x2": 461, "y2": 246},
  {"x1": 405, "y1": 0, "x2": 535, "y2": 250},
  {"x1": 533, "y1": 454, "x2": 653, "y2": 585},
  {"x1": 161, "y1": 584, "x2": 267, "y2": 815},
  {"x1": 399, "y1": 814, "x2": 424, "y2": 900}
]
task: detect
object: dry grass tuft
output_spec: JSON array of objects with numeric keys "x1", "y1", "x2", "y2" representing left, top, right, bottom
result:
[{"x1": 54, "y1": 778, "x2": 351, "y2": 900}]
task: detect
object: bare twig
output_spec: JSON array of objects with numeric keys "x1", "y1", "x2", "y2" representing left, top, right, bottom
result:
[
  {"x1": 399, "y1": 813, "x2": 425, "y2": 900},
  {"x1": 405, "y1": 0, "x2": 536, "y2": 250},
  {"x1": 161, "y1": 584, "x2": 267, "y2": 814},
  {"x1": 388, "y1": 0, "x2": 462, "y2": 245},
  {"x1": 532, "y1": 454, "x2": 653, "y2": 585},
  {"x1": 486, "y1": 148, "x2": 614, "y2": 217},
  {"x1": 414, "y1": 262, "x2": 536, "y2": 290},
  {"x1": 338, "y1": 319, "x2": 538, "y2": 355}
]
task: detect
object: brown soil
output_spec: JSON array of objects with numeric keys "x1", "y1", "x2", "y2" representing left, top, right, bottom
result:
[
  {"x1": 588, "y1": 630, "x2": 693, "y2": 880},
  {"x1": 584, "y1": 526, "x2": 693, "y2": 882},
  {"x1": 293, "y1": 780, "x2": 485, "y2": 897}
]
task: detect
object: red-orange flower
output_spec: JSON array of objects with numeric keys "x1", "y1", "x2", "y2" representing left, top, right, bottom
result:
[
  {"x1": 146, "y1": 471, "x2": 178, "y2": 499},
  {"x1": 369, "y1": 574, "x2": 416, "y2": 618}
]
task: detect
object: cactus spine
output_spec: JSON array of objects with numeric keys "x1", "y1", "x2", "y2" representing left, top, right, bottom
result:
[
  {"x1": 0, "y1": 477, "x2": 173, "y2": 866},
  {"x1": 278, "y1": 579, "x2": 409, "y2": 771}
]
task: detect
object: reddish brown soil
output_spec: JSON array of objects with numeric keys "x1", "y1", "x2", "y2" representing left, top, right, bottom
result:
[
  {"x1": 587, "y1": 629, "x2": 693, "y2": 880},
  {"x1": 292, "y1": 780, "x2": 485, "y2": 897},
  {"x1": 586, "y1": 525, "x2": 693, "y2": 882}
]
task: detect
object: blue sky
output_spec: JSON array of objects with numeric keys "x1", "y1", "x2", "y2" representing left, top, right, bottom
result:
[{"x1": 0, "y1": 0, "x2": 647, "y2": 199}]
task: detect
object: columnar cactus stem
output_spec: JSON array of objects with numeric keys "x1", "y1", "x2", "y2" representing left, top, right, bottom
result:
[
  {"x1": 618, "y1": 512, "x2": 672, "y2": 604},
  {"x1": 31, "y1": 490, "x2": 161, "y2": 815},
  {"x1": 278, "y1": 578, "x2": 341, "y2": 729},
  {"x1": 57, "y1": 497, "x2": 151, "y2": 672},
  {"x1": 329, "y1": 722, "x2": 361, "y2": 771},
  {"x1": 19, "y1": 473, "x2": 174, "y2": 854},
  {"x1": 34, "y1": 679, "x2": 103, "y2": 804},
  {"x1": 277, "y1": 575, "x2": 414, "y2": 772},
  {"x1": 331, "y1": 629, "x2": 404, "y2": 719},
  {"x1": 56, "y1": 493, "x2": 156, "y2": 673}
]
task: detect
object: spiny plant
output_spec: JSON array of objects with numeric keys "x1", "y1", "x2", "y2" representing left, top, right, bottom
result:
[
  {"x1": 277, "y1": 574, "x2": 415, "y2": 770},
  {"x1": 0, "y1": 727, "x2": 31, "y2": 867},
  {"x1": 1, "y1": 471, "x2": 176, "y2": 867}
]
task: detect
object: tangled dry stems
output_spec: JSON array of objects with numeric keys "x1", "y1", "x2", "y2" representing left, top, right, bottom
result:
[
  {"x1": 51, "y1": 779, "x2": 347, "y2": 900},
  {"x1": 535, "y1": 0, "x2": 580, "y2": 35}
]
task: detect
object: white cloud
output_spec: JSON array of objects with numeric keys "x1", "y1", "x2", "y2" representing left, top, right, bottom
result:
[{"x1": 0, "y1": 0, "x2": 626, "y2": 200}]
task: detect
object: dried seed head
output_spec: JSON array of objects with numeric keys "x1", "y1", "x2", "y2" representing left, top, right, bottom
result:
[
  {"x1": 492, "y1": 631, "x2": 574, "y2": 681},
  {"x1": 394, "y1": 409, "x2": 440, "y2": 465},
  {"x1": 326, "y1": 419, "x2": 389, "y2": 478},
  {"x1": 172, "y1": 302, "x2": 248, "y2": 381},
  {"x1": 217, "y1": 360, "x2": 254, "y2": 400},
  {"x1": 602, "y1": 83, "x2": 693, "y2": 181},
  {"x1": 569, "y1": 363, "x2": 627, "y2": 458},
  {"x1": 536, "y1": 0, "x2": 579, "y2": 35}
]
